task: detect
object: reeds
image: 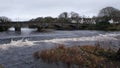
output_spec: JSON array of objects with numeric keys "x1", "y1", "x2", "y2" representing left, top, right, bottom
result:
[{"x1": 33, "y1": 44, "x2": 120, "y2": 68}]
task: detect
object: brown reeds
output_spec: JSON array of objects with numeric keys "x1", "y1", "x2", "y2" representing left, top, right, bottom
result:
[{"x1": 33, "y1": 44, "x2": 120, "y2": 68}]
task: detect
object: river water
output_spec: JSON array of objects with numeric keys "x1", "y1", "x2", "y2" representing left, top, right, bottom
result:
[{"x1": 0, "y1": 28, "x2": 120, "y2": 68}]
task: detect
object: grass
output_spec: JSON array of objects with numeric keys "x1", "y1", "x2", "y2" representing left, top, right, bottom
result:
[{"x1": 33, "y1": 44, "x2": 120, "y2": 68}]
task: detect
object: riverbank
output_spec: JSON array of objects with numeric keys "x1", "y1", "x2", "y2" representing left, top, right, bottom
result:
[
  {"x1": 34, "y1": 45, "x2": 120, "y2": 68},
  {"x1": 0, "y1": 23, "x2": 120, "y2": 32}
]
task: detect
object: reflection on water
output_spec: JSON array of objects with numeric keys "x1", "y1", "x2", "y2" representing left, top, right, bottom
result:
[
  {"x1": 8, "y1": 27, "x2": 15, "y2": 31},
  {"x1": 8, "y1": 27, "x2": 37, "y2": 35}
]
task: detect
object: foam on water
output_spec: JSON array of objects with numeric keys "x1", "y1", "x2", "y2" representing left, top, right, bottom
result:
[
  {"x1": 40, "y1": 33, "x2": 119, "y2": 44},
  {"x1": 0, "y1": 39, "x2": 34, "y2": 50},
  {"x1": 0, "y1": 33, "x2": 119, "y2": 49}
]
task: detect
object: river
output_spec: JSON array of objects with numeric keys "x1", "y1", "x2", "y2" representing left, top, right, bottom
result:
[{"x1": 0, "y1": 28, "x2": 120, "y2": 68}]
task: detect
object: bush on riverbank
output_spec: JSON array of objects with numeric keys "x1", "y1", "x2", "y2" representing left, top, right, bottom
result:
[{"x1": 33, "y1": 45, "x2": 120, "y2": 68}]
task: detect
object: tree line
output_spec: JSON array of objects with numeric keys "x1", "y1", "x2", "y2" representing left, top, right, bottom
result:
[
  {"x1": 1, "y1": 6, "x2": 120, "y2": 24},
  {"x1": 0, "y1": 6, "x2": 120, "y2": 31}
]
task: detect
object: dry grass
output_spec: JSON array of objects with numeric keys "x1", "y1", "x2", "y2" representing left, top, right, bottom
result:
[{"x1": 33, "y1": 44, "x2": 120, "y2": 68}]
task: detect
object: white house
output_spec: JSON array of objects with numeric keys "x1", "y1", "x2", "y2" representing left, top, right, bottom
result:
[
  {"x1": 71, "y1": 18, "x2": 96, "y2": 24},
  {"x1": 109, "y1": 19, "x2": 119, "y2": 24}
]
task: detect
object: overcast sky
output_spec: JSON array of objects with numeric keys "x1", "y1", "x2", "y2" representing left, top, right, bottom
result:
[{"x1": 0, "y1": 0, "x2": 120, "y2": 21}]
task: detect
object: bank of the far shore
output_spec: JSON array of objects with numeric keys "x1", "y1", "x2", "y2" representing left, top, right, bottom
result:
[{"x1": 0, "y1": 23, "x2": 120, "y2": 32}]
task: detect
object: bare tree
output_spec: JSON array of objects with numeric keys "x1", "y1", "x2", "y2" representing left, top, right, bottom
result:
[
  {"x1": 97, "y1": 7, "x2": 120, "y2": 23},
  {"x1": 98, "y1": 7, "x2": 120, "y2": 18},
  {"x1": 58, "y1": 12, "x2": 69, "y2": 19},
  {"x1": 70, "y1": 11, "x2": 79, "y2": 19},
  {"x1": 0, "y1": 16, "x2": 11, "y2": 23}
]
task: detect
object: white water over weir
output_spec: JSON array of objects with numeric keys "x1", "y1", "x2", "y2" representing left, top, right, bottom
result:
[{"x1": 0, "y1": 30, "x2": 120, "y2": 68}]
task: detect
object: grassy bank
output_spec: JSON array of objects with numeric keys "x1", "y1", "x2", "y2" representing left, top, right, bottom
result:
[{"x1": 33, "y1": 45, "x2": 120, "y2": 68}]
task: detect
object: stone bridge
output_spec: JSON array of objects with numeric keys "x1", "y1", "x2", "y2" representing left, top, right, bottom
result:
[{"x1": 0, "y1": 21, "x2": 88, "y2": 31}]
